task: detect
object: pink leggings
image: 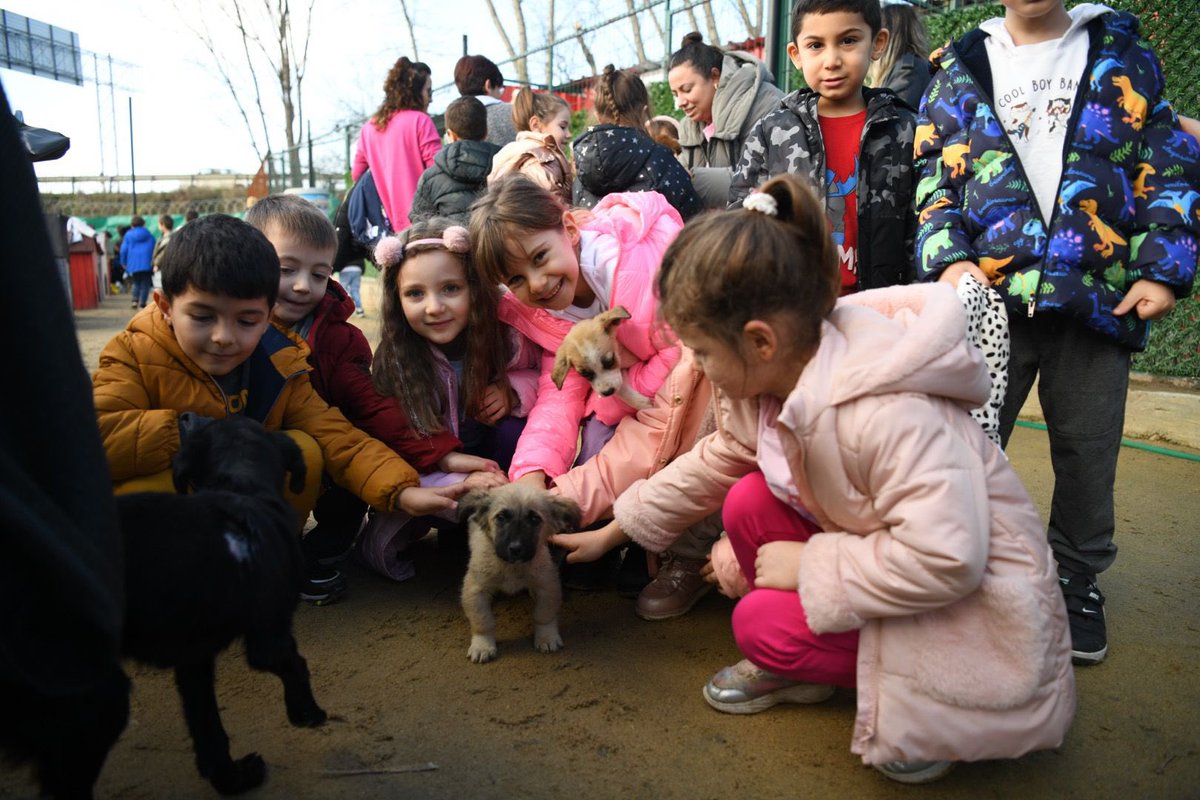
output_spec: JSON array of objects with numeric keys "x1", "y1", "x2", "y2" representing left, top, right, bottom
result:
[{"x1": 724, "y1": 472, "x2": 859, "y2": 687}]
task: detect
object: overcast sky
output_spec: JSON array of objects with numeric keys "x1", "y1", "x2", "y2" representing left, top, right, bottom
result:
[{"x1": 3, "y1": 0, "x2": 753, "y2": 184}]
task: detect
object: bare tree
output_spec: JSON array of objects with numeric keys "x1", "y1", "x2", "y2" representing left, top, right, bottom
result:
[
  {"x1": 701, "y1": 0, "x2": 721, "y2": 45},
  {"x1": 397, "y1": 0, "x2": 419, "y2": 60},
  {"x1": 176, "y1": 0, "x2": 316, "y2": 185},
  {"x1": 733, "y1": 0, "x2": 759, "y2": 38},
  {"x1": 483, "y1": 0, "x2": 529, "y2": 84},
  {"x1": 625, "y1": 0, "x2": 649, "y2": 65},
  {"x1": 575, "y1": 22, "x2": 597, "y2": 77}
]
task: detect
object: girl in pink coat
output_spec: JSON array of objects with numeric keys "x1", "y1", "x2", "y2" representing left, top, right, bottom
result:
[
  {"x1": 469, "y1": 174, "x2": 683, "y2": 487},
  {"x1": 553, "y1": 175, "x2": 1075, "y2": 783}
]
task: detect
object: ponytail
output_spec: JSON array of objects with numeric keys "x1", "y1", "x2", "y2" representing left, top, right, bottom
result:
[{"x1": 593, "y1": 64, "x2": 652, "y2": 129}]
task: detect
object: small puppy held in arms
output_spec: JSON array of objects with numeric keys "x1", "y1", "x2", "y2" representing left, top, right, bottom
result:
[
  {"x1": 115, "y1": 415, "x2": 326, "y2": 796},
  {"x1": 551, "y1": 305, "x2": 652, "y2": 409},
  {"x1": 458, "y1": 484, "x2": 582, "y2": 663}
]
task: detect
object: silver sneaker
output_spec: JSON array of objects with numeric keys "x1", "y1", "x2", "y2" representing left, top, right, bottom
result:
[
  {"x1": 702, "y1": 659, "x2": 834, "y2": 714},
  {"x1": 874, "y1": 760, "x2": 955, "y2": 784}
]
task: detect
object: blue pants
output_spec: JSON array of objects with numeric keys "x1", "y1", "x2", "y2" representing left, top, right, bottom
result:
[
  {"x1": 131, "y1": 271, "x2": 153, "y2": 307},
  {"x1": 338, "y1": 266, "x2": 363, "y2": 312}
]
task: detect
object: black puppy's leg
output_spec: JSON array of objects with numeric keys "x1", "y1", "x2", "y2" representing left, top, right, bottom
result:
[
  {"x1": 244, "y1": 630, "x2": 327, "y2": 727},
  {"x1": 174, "y1": 660, "x2": 266, "y2": 795}
]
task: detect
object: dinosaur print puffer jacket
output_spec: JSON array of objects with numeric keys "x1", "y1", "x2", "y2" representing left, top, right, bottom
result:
[{"x1": 914, "y1": 11, "x2": 1198, "y2": 350}]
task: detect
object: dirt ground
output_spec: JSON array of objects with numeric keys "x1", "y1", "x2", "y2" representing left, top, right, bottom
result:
[{"x1": 4, "y1": 292, "x2": 1198, "y2": 799}]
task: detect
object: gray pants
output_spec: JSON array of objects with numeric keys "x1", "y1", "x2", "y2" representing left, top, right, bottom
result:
[{"x1": 999, "y1": 312, "x2": 1130, "y2": 576}]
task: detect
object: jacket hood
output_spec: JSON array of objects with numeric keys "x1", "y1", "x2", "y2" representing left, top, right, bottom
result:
[
  {"x1": 781, "y1": 86, "x2": 901, "y2": 121},
  {"x1": 313, "y1": 278, "x2": 355, "y2": 330},
  {"x1": 978, "y1": 3, "x2": 1111, "y2": 51},
  {"x1": 124, "y1": 226, "x2": 154, "y2": 244},
  {"x1": 434, "y1": 139, "x2": 501, "y2": 184},
  {"x1": 574, "y1": 124, "x2": 654, "y2": 196},
  {"x1": 778, "y1": 283, "x2": 991, "y2": 435}
]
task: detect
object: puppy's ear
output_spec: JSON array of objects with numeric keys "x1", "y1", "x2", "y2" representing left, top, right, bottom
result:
[
  {"x1": 551, "y1": 348, "x2": 571, "y2": 390},
  {"x1": 457, "y1": 489, "x2": 492, "y2": 526},
  {"x1": 600, "y1": 305, "x2": 632, "y2": 335},
  {"x1": 271, "y1": 431, "x2": 308, "y2": 495},
  {"x1": 544, "y1": 495, "x2": 582, "y2": 533},
  {"x1": 171, "y1": 429, "x2": 208, "y2": 494}
]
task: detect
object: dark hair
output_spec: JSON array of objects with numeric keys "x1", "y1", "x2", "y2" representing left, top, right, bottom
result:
[
  {"x1": 130, "y1": 215, "x2": 146, "y2": 227},
  {"x1": 454, "y1": 55, "x2": 504, "y2": 96},
  {"x1": 657, "y1": 174, "x2": 839, "y2": 363},
  {"x1": 668, "y1": 32, "x2": 723, "y2": 76},
  {"x1": 158, "y1": 214, "x2": 175, "y2": 232},
  {"x1": 593, "y1": 65, "x2": 652, "y2": 129},
  {"x1": 469, "y1": 173, "x2": 568, "y2": 287},
  {"x1": 791, "y1": 0, "x2": 882, "y2": 40},
  {"x1": 244, "y1": 194, "x2": 337, "y2": 251},
  {"x1": 647, "y1": 116, "x2": 682, "y2": 155},
  {"x1": 159, "y1": 214, "x2": 280, "y2": 306},
  {"x1": 185, "y1": 209, "x2": 199, "y2": 222},
  {"x1": 373, "y1": 57, "x2": 432, "y2": 129},
  {"x1": 373, "y1": 218, "x2": 513, "y2": 434},
  {"x1": 445, "y1": 95, "x2": 488, "y2": 141},
  {"x1": 511, "y1": 87, "x2": 570, "y2": 132}
]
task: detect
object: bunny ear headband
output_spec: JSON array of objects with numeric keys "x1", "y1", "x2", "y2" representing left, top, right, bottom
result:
[{"x1": 373, "y1": 225, "x2": 470, "y2": 269}]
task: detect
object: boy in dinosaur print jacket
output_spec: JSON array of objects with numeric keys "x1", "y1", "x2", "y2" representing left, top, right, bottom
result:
[{"x1": 913, "y1": 0, "x2": 1198, "y2": 668}]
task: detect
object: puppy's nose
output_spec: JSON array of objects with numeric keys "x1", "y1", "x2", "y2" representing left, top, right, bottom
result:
[{"x1": 600, "y1": 388, "x2": 615, "y2": 396}]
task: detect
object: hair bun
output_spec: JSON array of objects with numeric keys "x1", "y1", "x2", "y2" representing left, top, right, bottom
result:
[{"x1": 681, "y1": 31, "x2": 703, "y2": 47}]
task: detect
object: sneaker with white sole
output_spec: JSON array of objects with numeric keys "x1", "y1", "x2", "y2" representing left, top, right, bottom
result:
[
  {"x1": 702, "y1": 659, "x2": 834, "y2": 714},
  {"x1": 1058, "y1": 569, "x2": 1107, "y2": 664},
  {"x1": 874, "y1": 760, "x2": 955, "y2": 784},
  {"x1": 301, "y1": 565, "x2": 347, "y2": 606}
]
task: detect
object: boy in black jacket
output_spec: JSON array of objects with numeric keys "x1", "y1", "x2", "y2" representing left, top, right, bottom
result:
[{"x1": 409, "y1": 96, "x2": 501, "y2": 225}]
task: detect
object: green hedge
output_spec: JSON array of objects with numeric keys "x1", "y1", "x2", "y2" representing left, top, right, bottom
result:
[{"x1": 927, "y1": 1, "x2": 1199, "y2": 378}]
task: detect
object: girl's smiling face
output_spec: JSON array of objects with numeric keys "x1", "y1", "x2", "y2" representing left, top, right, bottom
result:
[
  {"x1": 501, "y1": 214, "x2": 595, "y2": 311},
  {"x1": 398, "y1": 250, "x2": 471, "y2": 347},
  {"x1": 531, "y1": 107, "x2": 573, "y2": 148}
]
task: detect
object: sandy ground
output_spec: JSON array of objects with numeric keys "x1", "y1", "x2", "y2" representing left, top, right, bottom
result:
[{"x1": 4, "y1": 291, "x2": 1198, "y2": 799}]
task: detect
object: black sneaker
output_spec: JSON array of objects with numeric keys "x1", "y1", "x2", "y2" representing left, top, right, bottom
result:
[
  {"x1": 301, "y1": 565, "x2": 347, "y2": 606},
  {"x1": 303, "y1": 524, "x2": 358, "y2": 566},
  {"x1": 1059, "y1": 569, "x2": 1107, "y2": 665}
]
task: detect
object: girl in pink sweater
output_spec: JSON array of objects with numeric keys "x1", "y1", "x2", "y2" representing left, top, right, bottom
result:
[
  {"x1": 352, "y1": 57, "x2": 441, "y2": 231},
  {"x1": 469, "y1": 174, "x2": 682, "y2": 488},
  {"x1": 553, "y1": 175, "x2": 1075, "y2": 783}
]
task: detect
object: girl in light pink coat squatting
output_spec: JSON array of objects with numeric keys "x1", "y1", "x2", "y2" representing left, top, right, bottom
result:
[
  {"x1": 469, "y1": 174, "x2": 682, "y2": 489},
  {"x1": 356, "y1": 220, "x2": 541, "y2": 580},
  {"x1": 552, "y1": 175, "x2": 1075, "y2": 784}
]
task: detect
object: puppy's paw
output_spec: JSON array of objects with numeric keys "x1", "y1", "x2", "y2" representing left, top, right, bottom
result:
[
  {"x1": 287, "y1": 699, "x2": 327, "y2": 727},
  {"x1": 468, "y1": 635, "x2": 498, "y2": 664},
  {"x1": 533, "y1": 623, "x2": 563, "y2": 653}
]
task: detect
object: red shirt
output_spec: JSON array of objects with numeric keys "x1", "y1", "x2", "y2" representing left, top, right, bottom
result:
[{"x1": 819, "y1": 110, "x2": 866, "y2": 293}]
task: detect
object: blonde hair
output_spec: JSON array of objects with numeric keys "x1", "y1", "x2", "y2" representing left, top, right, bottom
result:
[
  {"x1": 658, "y1": 174, "x2": 839, "y2": 361},
  {"x1": 511, "y1": 87, "x2": 570, "y2": 132}
]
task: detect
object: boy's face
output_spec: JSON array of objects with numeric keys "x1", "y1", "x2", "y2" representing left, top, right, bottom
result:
[
  {"x1": 266, "y1": 225, "x2": 335, "y2": 325},
  {"x1": 1000, "y1": 0, "x2": 1068, "y2": 25},
  {"x1": 155, "y1": 287, "x2": 270, "y2": 377},
  {"x1": 788, "y1": 11, "x2": 888, "y2": 116}
]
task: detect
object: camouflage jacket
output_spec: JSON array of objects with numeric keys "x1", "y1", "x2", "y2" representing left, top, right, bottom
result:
[
  {"x1": 730, "y1": 88, "x2": 918, "y2": 291},
  {"x1": 914, "y1": 11, "x2": 1198, "y2": 350}
]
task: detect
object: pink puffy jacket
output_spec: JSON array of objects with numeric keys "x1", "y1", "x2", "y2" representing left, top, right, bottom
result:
[
  {"x1": 500, "y1": 191, "x2": 683, "y2": 481},
  {"x1": 614, "y1": 283, "x2": 1075, "y2": 766}
]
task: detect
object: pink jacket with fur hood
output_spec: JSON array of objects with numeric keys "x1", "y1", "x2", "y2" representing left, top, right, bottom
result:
[
  {"x1": 613, "y1": 283, "x2": 1075, "y2": 765},
  {"x1": 500, "y1": 190, "x2": 683, "y2": 481}
]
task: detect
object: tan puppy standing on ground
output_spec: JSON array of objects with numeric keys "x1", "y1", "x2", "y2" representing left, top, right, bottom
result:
[
  {"x1": 551, "y1": 306, "x2": 652, "y2": 409},
  {"x1": 458, "y1": 484, "x2": 582, "y2": 663}
]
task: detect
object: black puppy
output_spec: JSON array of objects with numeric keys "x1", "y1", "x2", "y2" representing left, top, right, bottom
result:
[{"x1": 116, "y1": 416, "x2": 326, "y2": 795}]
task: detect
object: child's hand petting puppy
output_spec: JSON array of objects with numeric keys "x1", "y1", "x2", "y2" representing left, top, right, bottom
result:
[
  {"x1": 398, "y1": 483, "x2": 470, "y2": 516},
  {"x1": 549, "y1": 519, "x2": 631, "y2": 563},
  {"x1": 439, "y1": 452, "x2": 507, "y2": 490}
]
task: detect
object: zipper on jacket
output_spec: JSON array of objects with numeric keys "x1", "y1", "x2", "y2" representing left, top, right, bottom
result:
[{"x1": 950, "y1": 27, "x2": 1100, "y2": 318}]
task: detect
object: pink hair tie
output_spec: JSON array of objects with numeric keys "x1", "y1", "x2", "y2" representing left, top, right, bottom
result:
[{"x1": 407, "y1": 225, "x2": 471, "y2": 254}]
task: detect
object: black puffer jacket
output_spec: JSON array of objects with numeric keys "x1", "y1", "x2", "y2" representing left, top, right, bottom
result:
[
  {"x1": 408, "y1": 139, "x2": 501, "y2": 225},
  {"x1": 572, "y1": 124, "x2": 702, "y2": 220}
]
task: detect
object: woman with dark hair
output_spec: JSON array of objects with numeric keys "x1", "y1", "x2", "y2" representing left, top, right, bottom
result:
[
  {"x1": 868, "y1": 3, "x2": 932, "y2": 110},
  {"x1": 454, "y1": 54, "x2": 516, "y2": 146},
  {"x1": 352, "y1": 56, "x2": 440, "y2": 230},
  {"x1": 667, "y1": 32, "x2": 784, "y2": 208}
]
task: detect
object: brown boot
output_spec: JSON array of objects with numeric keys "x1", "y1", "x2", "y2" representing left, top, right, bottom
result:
[{"x1": 635, "y1": 555, "x2": 712, "y2": 620}]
